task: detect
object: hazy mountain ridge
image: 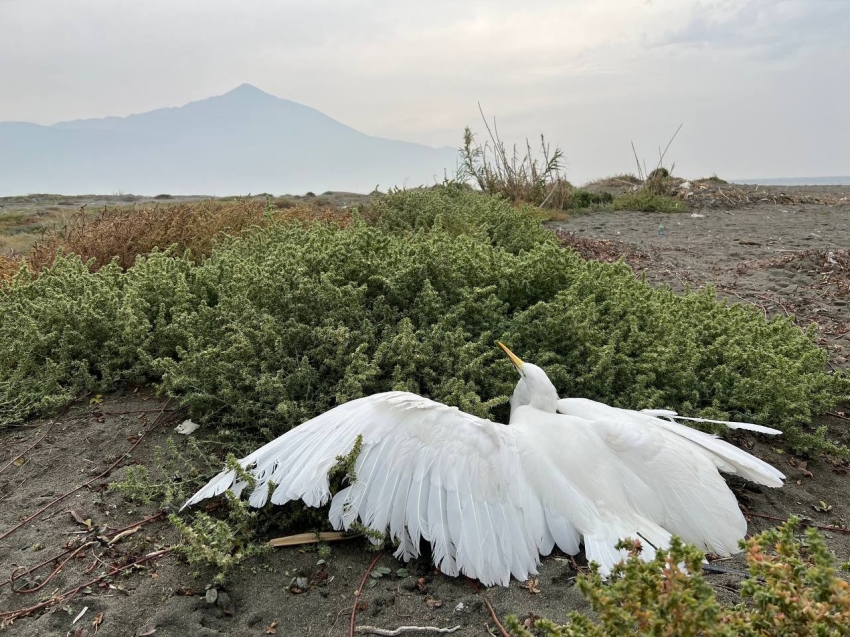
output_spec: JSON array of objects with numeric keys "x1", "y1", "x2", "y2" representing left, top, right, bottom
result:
[{"x1": 0, "y1": 84, "x2": 458, "y2": 196}]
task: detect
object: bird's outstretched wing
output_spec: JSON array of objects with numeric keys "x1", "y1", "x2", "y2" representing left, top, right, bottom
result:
[
  {"x1": 184, "y1": 392, "x2": 785, "y2": 585},
  {"x1": 183, "y1": 391, "x2": 555, "y2": 586},
  {"x1": 545, "y1": 399, "x2": 783, "y2": 558},
  {"x1": 558, "y1": 398, "x2": 786, "y2": 487}
]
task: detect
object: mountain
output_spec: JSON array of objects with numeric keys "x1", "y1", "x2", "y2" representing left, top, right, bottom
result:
[{"x1": 0, "y1": 85, "x2": 458, "y2": 196}]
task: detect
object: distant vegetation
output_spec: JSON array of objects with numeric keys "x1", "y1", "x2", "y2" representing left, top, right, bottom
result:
[
  {"x1": 0, "y1": 187, "x2": 846, "y2": 460},
  {"x1": 26, "y1": 198, "x2": 354, "y2": 272},
  {"x1": 611, "y1": 190, "x2": 687, "y2": 213},
  {"x1": 457, "y1": 117, "x2": 685, "y2": 215}
]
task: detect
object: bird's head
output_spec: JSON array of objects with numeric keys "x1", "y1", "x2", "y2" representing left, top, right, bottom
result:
[{"x1": 498, "y1": 342, "x2": 559, "y2": 415}]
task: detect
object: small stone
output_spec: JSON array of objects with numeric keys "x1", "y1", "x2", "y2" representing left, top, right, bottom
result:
[{"x1": 216, "y1": 591, "x2": 233, "y2": 614}]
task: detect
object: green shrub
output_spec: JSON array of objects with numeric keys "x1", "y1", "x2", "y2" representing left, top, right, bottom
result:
[
  {"x1": 570, "y1": 189, "x2": 614, "y2": 209},
  {"x1": 0, "y1": 187, "x2": 846, "y2": 457},
  {"x1": 0, "y1": 258, "x2": 132, "y2": 423},
  {"x1": 109, "y1": 437, "x2": 216, "y2": 508},
  {"x1": 371, "y1": 186, "x2": 553, "y2": 252},
  {"x1": 169, "y1": 493, "x2": 268, "y2": 585},
  {"x1": 506, "y1": 518, "x2": 850, "y2": 636},
  {"x1": 698, "y1": 174, "x2": 729, "y2": 185},
  {"x1": 612, "y1": 191, "x2": 687, "y2": 212}
]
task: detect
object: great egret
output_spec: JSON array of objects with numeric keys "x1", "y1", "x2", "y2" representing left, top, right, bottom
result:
[{"x1": 183, "y1": 342, "x2": 785, "y2": 586}]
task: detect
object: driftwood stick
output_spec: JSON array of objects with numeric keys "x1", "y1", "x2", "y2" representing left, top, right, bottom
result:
[
  {"x1": 350, "y1": 551, "x2": 386, "y2": 637},
  {"x1": 354, "y1": 626, "x2": 461, "y2": 635}
]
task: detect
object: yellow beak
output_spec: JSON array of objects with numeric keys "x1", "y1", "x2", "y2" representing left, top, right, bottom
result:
[{"x1": 497, "y1": 341, "x2": 524, "y2": 370}]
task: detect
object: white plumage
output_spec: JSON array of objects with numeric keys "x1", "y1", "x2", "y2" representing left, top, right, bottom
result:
[{"x1": 183, "y1": 343, "x2": 785, "y2": 586}]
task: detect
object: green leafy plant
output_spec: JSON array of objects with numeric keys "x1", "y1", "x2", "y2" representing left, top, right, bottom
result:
[
  {"x1": 367, "y1": 566, "x2": 411, "y2": 588},
  {"x1": 169, "y1": 493, "x2": 268, "y2": 585},
  {"x1": 109, "y1": 437, "x2": 217, "y2": 509},
  {"x1": 168, "y1": 454, "x2": 269, "y2": 584},
  {"x1": 506, "y1": 518, "x2": 850, "y2": 636},
  {"x1": 0, "y1": 187, "x2": 846, "y2": 459},
  {"x1": 570, "y1": 189, "x2": 614, "y2": 209}
]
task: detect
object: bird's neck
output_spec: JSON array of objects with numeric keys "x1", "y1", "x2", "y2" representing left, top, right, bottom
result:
[{"x1": 509, "y1": 392, "x2": 558, "y2": 422}]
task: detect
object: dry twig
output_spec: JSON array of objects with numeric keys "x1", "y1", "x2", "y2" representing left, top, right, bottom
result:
[
  {"x1": 0, "y1": 549, "x2": 170, "y2": 624},
  {"x1": 268, "y1": 531, "x2": 350, "y2": 547},
  {"x1": 354, "y1": 626, "x2": 461, "y2": 635},
  {"x1": 0, "y1": 400, "x2": 172, "y2": 543},
  {"x1": 350, "y1": 551, "x2": 385, "y2": 637},
  {"x1": 11, "y1": 541, "x2": 95, "y2": 594},
  {"x1": 0, "y1": 421, "x2": 54, "y2": 476},
  {"x1": 464, "y1": 578, "x2": 509, "y2": 637}
]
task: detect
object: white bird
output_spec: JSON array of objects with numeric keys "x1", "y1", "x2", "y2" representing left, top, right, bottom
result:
[{"x1": 183, "y1": 342, "x2": 785, "y2": 586}]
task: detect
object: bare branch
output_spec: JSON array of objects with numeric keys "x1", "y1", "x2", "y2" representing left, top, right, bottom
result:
[{"x1": 354, "y1": 626, "x2": 461, "y2": 636}]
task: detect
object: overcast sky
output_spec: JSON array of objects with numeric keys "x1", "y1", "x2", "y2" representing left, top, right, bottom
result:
[{"x1": 1, "y1": 0, "x2": 848, "y2": 183}]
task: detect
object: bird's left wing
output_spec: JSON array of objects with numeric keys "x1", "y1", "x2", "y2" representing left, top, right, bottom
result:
[{"x1": 182, "y1": 391, "x2": 549, "y2": 586}]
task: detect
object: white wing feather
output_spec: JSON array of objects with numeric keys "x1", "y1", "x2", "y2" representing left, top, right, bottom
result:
[
  {"x1": 184, "y1": 391, "x2": 784, "y2": 585},
  {"x1": 183, "y1": 392, "x2": 550, "y2": 585},
  {"x1": 560, "y1": 398, "x2": 786, "y2": 487},
  {"x1": 639, "y1": 408, "x2": 782, "y2": 435}
]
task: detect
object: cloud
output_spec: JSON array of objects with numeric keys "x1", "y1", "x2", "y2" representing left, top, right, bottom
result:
[
  {"x1": 647, "y1": 1, "x2": 850, "y2": 59},
  {"x1": 0, "y1": 0, "x2": 847, "y2": 182}
]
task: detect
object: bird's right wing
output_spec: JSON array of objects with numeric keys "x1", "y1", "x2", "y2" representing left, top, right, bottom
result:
[
  {"x1": 182, "y1": 391, "x2": 555, "y2": 586},
  {"x1": 558, "y1": 398, "x2": 785, "y2": 487}
]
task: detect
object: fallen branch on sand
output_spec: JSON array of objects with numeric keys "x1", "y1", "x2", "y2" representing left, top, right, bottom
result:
[
  {"x1": 10, "y1": 541, "x2": 95, "y2": 594},
  {"x1": 464, "y1": 577, "x2": 510, "y2": 637},
  {"x1": 0, "y1": 549, "x2": 171, "y2": 626},
  {"x1": 354, "y1": 625, "x2": 461, "y2": 635},
  {"x1": 350, "y1": 551, "x2": 385, "y2": 637}
]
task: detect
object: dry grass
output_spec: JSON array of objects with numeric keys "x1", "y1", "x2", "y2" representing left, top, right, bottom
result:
[
  {"x1": 551, "y1": 227, "x2": 649, "y2": 265},
  {"x1": 0, "y1": 232, "x2": 40, "y2": 256},
  {"x1": 21, "y1": 199, "x2": 356, "y2": 275},
  {"x1": 459, "y1": 106, "x2": 573, "y2": 210},
  {"x1": 0, "y1": 255, "x2": 22, "y2": 282}
]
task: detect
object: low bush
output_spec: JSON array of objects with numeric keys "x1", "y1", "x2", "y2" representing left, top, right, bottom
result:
[
  {"x1": 25, "y1": 198, "x2": 353, "y2": 273},
  {"x1": 697, "y1": 174, "x2": 729, "y2": 185},
  {"x1": 0, "y1": 187, "x2": 846, "y2": 456},
  {"x1": 0, "y1": 254, "x2": 21, "y2": 281},
  {"x1": 506, "y1": 518, "x2": 850, "y2": 636},
  {"x1": 570, "y1": 189, "x2": 614, "y2": 209},
  {"x1": 459, "y1": 124, "x2": 573, "y2": 209}
]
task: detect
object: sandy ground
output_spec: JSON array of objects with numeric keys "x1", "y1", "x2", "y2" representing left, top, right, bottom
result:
[
  {"x1": 2, "y1": 188, "x2": 850, "y2": 637},
  {"x1": 552, "y1": 195, "x2": 850, "y2": 367}
]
